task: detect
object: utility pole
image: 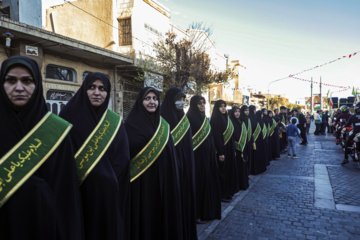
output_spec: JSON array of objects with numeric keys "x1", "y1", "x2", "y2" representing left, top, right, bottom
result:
[
  {"x1": 311, "y1": 77, "x2": 313, "y2": 113},
  {"x1": 320, "y1": 76, "x2": 322, "y2": 110}
]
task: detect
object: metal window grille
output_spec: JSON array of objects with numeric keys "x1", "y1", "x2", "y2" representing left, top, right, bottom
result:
[{"x1": 119, "y1": 18, "x2": 132, "y2": 46}]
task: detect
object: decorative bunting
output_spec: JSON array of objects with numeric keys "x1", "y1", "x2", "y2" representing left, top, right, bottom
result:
[{"x1": 288, "y1": 51, "x2": 359, "y2": 78}]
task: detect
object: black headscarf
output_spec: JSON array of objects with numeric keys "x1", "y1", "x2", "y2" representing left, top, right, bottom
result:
[
  {"x1": 0, "y1": 56, "x2": 47, "y2": 141},
  {"x1": 230, "y1": 106, "x2": 241, "y2": 124},
  {"x1": 160, "y1": 87, "x2": 186, "y2": 130},
  {"x1": 210, "y1": 100, "x2": 228, "y2": 131},
  {"x1": 249, "y1": 105, "x2": 257, "y2": 132},
  {"x1": 186, "y1": 95, "x2": 206, "y2": 133},
  {"x1": 60, "y1": 72, "x2": 130, "y2": 240},
  {"x1": 256, "y1": 110, "x2": 264, "y2": 127},
  {"x1": 229, "y1": 106, "x2": 241, "y2": 139},
  {"x1": 210, "y1": 100, "x2": 227, "y2": 155},
  {"x1": 125, "y1": 87, "x2": 183, "y2": 240},
  {"x1": 240, "y1": 105, "x2": 249, "y2": 122},
  {"x1": 0, "y1": 56, "x2": 83, "y2": 240},
  {"x1": 60, "y1": 72, "x2": 111, "y2": 146}
]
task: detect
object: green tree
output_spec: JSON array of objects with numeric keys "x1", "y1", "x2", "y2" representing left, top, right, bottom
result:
[{"x1": 137, "y1": 31, "x2": 231, "y2": 94}]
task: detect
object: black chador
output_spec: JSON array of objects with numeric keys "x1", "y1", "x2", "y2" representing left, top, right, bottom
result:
[
  {"x1": 210, "y1": 100, "x2": 239, "y2": 200},
  {"x1": 0, "y1": 56, "x2": 83, "y2": 240},
  {"x1": 60, "y1": 72, "x2": 130, "y2": 240},
  {"x1": 125, "y1": 87, "x2": 183, "y2": 240},
  {"x1": 187, "y1": 95, "x2": 221, "y2": 221},
  {"x1": 230, "y1": 106, "x2": 250, "y2": 190},
  {"x1": 262, "y1": 108, "x2": 271, "y2": 165},
  {"x1": 160, "y1": 87, "x2": 197, "y2": 240},
  {"x1": 249, "y1": 106, "x2": 267, "y2": 175},
  {"x1": 269, "y1": 112, "x2": 281, "y2": 159}
]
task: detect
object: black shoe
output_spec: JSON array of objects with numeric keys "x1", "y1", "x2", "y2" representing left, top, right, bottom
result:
[
  {"x1": 196, "y1": 219, "x2": 206, "y2": 224},
  {"x1": 341, "y1": 159, "x2": 349, "y2": 165},
  {"x1": 221, "y1": 198, "x2": 231, "y2": 203}
]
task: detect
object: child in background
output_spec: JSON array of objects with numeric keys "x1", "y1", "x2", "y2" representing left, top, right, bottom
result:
[{"x1": 286, "y1": 118, "x2": 303, "y2": 159}]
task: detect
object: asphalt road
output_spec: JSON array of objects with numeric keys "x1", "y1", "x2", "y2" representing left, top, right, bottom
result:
[{"x1": 197, "y1": 124, "x2": 360, "y2": 240}]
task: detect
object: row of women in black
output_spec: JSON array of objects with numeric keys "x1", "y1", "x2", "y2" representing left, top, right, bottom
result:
[{"x1": 0, "y1": 55, "x2": 280, "y2": 240}]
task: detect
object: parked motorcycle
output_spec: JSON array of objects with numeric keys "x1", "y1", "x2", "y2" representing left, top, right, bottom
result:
[
  {"x1": 340, "y1": 126, "x2": 353, "y2": 150},
  {"x1": 348, "y1": 132, "x2": 360, "y2": 164}
]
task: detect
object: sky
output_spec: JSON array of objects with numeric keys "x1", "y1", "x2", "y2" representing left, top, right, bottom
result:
[{"x1": 157, "y1": 0, "x2": 360, "y2": 102}]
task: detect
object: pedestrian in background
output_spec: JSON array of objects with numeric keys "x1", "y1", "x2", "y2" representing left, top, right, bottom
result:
[
  {"x1": 306, "y1": 112, "x2": 311, "y2": 134},
  {"x1": 314, "y1": 110, "x2": 322, "y2": 135},
  {"x1": 287, "y1": 118, "x2": 303, "y2": 159}
]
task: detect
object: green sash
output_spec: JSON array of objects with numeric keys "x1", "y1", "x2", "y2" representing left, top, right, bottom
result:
[
  {"x1": 235, "y1": 122, "x2": 247, "y2": 152},
  {"x1": 267, "y1": 123, "x2": 271, "y2": 137},
  {"x1": 270, "y1": 119, "x2": 277, "y2": 136},
  {"x1": 253, "y1": 123, "x2": 261, "y2": 142},
  {"x1": 247, "y1": 119, "x2": 252, "y2": 141},
  {"x1": 130, "y1": 117, "x2": 170, "y2": 182},
  {"x1": 223, "y1": 118, "x2": 234, "y2": 145},
  {"x1": 262, "y1": 124, "x2": 267, "y2": 139},
  {"x1": 75, "y1": 109, "x2": 121, "y2": 185},
  {"x1": 193, "y1": 117, "x2": 211, "y2": 151},
  {"x1": 0, "y1": 112, "x2": 72, "y2": 208},
  {"x1": 171, "y1": 114, "x2": 190, "y2": 146}
]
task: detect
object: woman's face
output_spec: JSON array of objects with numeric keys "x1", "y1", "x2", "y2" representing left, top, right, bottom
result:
[
  {"x1": 143, "y1": 91, "x2": 158, "y2": 113},
  {"x1": 219, "y1": 103, "x2": 226, "y2": 114},
  {"x1": 234, "y1": 109, "x2": 240, "y2": 118},
  {"x1": 197, "y1": 99, "x2": 206, "y2": 113},
  {"x1": 87, "y1": 79, "x2": 107, "y2": 107},
  {"x1": 244, "y1": 108, "x2": 249, "y2": 116},
  {"x1": 4, "y1": 66, "x2": 35, "y2": 107},
  {"x1": 269, "y1": 112, "x2": 273, "y2": 117},
  {"x1": 263, "y1": 110, "x2": 268, "y2": 115}
]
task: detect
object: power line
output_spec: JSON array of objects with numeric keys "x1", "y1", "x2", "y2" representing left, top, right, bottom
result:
[{"x1": 64, "y1": 0, "x2": 154, "y2": 48}]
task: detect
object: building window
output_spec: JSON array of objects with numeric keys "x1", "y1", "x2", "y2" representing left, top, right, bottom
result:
[
  {"x1": 119, "y1": 18, "x2": 132, "y2": 46},
  {"x1": 46, "y1": 64, "x2": 76, "y2": 82}
]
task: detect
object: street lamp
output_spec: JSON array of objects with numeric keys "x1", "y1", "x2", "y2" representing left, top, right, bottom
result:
[{"x1": 2, "y1": 32, "x2": 14, "y2": 47}]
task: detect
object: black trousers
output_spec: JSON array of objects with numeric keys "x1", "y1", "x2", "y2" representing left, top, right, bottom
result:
[
  {"x1": 314, "y1": 124, "x2": 321, "y2": 135},
  {"x1": 299, "y1": 126, "x2": 307, "y2": 143}
]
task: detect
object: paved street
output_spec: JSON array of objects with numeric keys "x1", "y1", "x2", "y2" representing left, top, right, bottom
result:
[{"x1": 197, "y1": 126, "x2": 360, "y2": 240}]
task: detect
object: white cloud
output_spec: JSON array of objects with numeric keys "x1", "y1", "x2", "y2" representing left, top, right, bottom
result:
[
  {"x1": 183, "y1": 15, "x2": 188, "y2": 18},
  {"x1": 173, "y1": 11, "x2": 180, "y2": 15}
]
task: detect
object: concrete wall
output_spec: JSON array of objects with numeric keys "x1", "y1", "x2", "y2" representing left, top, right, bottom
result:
[{"x1": 45, "y1": 0, "x2": 115, "y2": 51}]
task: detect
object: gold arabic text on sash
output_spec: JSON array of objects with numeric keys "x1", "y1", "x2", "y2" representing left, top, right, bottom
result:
[
  {"x1": 270, "y1": 119, "x2": 277, "y2": 136},
  {"x1": 262, "y1": 124, "x2": 267, "y2": 139},
  {"x1": 192, "y1": 117, "x2": 211, "y2": 151},
  {"x1": 235, "y1": 122, "x2": 247, "y2": 152},
  {"x1": 171, "y1": 114, "x2": 190, "y2": 146},
  {"x1": 247, "y1": 119, "x2": 252, "y2": 141},
  {"x1": 130, "y1": 117, "x2": 170, "y2": 182},
  {"x1": 0, "y1": 112, "x2": 72, "y2": 208},
  {"x1": 253, "y1": 123, "x2": 261, "y2": 142},
  {"x1": 75, "y1": 109, "x2": 121, "y2": 185},
  {"x1": 223, "y1": 118, "x2": 234, "y2": 145}
]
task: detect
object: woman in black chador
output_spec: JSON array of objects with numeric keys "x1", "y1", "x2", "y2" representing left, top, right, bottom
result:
[
  {"x1": 230, "y1": 106, "x2": 250, "y2": 190},
  {"x1": 268, "y1": 111, "x2": 281, "y2": 159},
  {"x1": 187, "y1": 95, "x2": 221, "y2": 222},
  {"x1": 160, "y1": 87, "x2": 197, "y2": 240},
  {"x1": 261, "y1": 108, "x2": 271, "y2": 166},
  {"x1": 60, "y1": 72, "x2": 130, "y2": 240},
  {"x1": 0, "y1": 56, "x2": 83, "y2": 239},
  {"x1": 249, "y1": 105, "x2": 267, "y2": 175},
  {"x1": 210, "y1": 100, "x2": 239, "y2": 201},
  {"x1": 125, "y1": 87, "x2": 183, "y2": 240}
]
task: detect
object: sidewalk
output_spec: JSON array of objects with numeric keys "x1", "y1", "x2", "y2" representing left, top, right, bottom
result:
[{"x1": 197, "y1": 128, "x2": 360, "y2": 239}]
